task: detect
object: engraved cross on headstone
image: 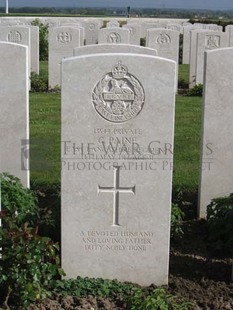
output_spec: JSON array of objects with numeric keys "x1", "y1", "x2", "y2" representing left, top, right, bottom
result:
[{"x1": 98, "y1": 165, "x2": 135, "y2": 226}]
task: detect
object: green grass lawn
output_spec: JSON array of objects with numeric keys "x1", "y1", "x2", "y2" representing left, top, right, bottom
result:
[
  {"x1": 30, "y1": 64, "x2": 201, "y2": 191},
  {"x1": 178, "y1": 64, "x2": 189, "y2": 83}
]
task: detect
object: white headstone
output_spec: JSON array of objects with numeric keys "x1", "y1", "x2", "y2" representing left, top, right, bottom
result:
[
  {"x1": 195, "y1": 31, "x2": 227, "y2": 85},
  {"x1": 73, "y1": 44, "x2": 158, "y2": 57},
  {"x1": 48, "y1": 26, "x2": 81, "y2": 88},
  {"x1": 61, "y1": 53, "x2": 176, "y2": 286},
  {"x1": 0, "y1": 26, "x2": 31, "y2": 74},
  {"x1": 0, "y1": 42, "x2": 29, "y2": 187},
  {"x1": 182, "y1": 25, "x2": 203, "y2": 64},
  {"x1": 29, "y1": 25, "x2": 39, "y2": 74},
  {"x1": 82, "y1": 21, "x2": 99, "y2": 45},
  {"x1": 142, "y1": 22, "x2": 166, "y2": 38},
  {"x1": 189, "y1": 29, "x2": 205, "y2": 88},
  {"x1": 106, "y1": 20, "x2": 120, "y2": 28},
  {"x1": 122, "y1": 24, "x2": 141, "y2": 45},
  {"x1": 167, "y1": 24, "x2": 182, "y2": 33},
  {"x1": 98, "y1": 28, "x2": 130, "y2": 44},
  {"x1": 225, "y1": 25, "x2": 233, "y2": 46},
  {"x1": 198, "y1": 48, "x2": 233, "y2": 218},
  {"x1": 146, "y1": 28, "x2": 179, "y2": 64}
]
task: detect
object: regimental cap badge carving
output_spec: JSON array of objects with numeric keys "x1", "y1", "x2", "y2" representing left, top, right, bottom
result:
[
  {"x1": 7, "y1": 30, "x2": 22, "y2": 43},
  {"x1": 92, "y1": 61, "x2": 145, "y2": 123},
  {"x1": 156, "y1": 33, "x2": 171, "y2": 45},
  {"x1": 107, "y1": 32, "x2": 121, "y2": 43},
  {"x1": 111, "y1": 61, "x2": 128, "y2": 79}
]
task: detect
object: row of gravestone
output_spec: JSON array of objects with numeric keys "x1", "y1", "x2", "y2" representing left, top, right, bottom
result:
[
  {"x1": 0, "y1": 25, "x2": 39, "y2": 74},
  {"x1": 2, "y1": 17, "x2": 233, "y2": 89},
  {"x1": 0, "y1": 41, "x2": 232, "y2": 285},
  {"x1": 48, "y1": 26, "x2": 180, "y2": 87}
]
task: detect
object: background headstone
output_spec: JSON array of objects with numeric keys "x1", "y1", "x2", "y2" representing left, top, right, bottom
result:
[
  {"x1": 29, "y1": 25, "x2": 39, "y2": 74},
  {"x1": 0, "y1": 42, "x2": 29, "y2": 188},
  {"x1": 73, "y1": 44, "x2": 158, "y2": 57},
  {"x1": 0, "y1": 26, "x2": 31, "y2": 74},
  {"x1": 122, "y1": 24, "x2": 141, "y2": 45},
  {"x1": 195, "y1": 31, "x2": 227, "y2": 85},
  {"x1": 98, "y1": 28, "x2": 130, "y2": 44},
  {"x1": 106, "y1": 20, "x2": 120, "y2": 28},
  {"x1": 48, "y1": 26, "x2": 81, "y2": 88},
  {"x1": 198, "y1": 48, "x2": 233, "y2": 218},
  {"x1": 189, "y1": 29, "x2": 206, "y2": 88},
  {"x1": 82, "y1": 20, "x2": 99, "y2": 45},
  {"x1": 182, "y1": 24, "x2": 204, "y2": 64},
  {"x1": 146, "y1": 28, "x2": 179, "y2": 64}
]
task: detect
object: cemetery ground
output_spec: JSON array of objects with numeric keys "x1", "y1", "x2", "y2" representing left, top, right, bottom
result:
[{"x1": 1, "y1": 63, "x2": 232, "y2": 309}]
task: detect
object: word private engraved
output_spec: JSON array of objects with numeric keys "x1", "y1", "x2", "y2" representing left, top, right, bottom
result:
[
  {"x1": 92, "y1": 61, "x2": 145, "y2": 123},
  {"x1": 98, "y1": 165, "x2": 135, "y2": 226}
]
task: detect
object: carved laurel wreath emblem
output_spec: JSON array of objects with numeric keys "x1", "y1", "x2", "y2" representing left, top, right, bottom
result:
[{"x1": 92, "y1": 61, "x2": 145, "y2": 123}]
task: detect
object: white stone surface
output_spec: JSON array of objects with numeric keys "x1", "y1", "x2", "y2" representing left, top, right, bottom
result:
[
  {"x1": 106, "y1": 20, "x2": 120, "y2": 28},
  {"x1": 195, "y1": 31, "x2": 227, "y2": 85},
  {"x1": 0, "y1": 26, "x2": 31, "y2": 75},
  {"x1": 142, "y1": 22, "x2": 166, "y2": 38},
  {"x1": 146, "y1": 28, "x2": 179, "y2": 64},
  {"x1": 182, "y1": 25, "x2": 204, "y2": 64},
  {"x1": 82, "y1": 20, "x2": 99, "y2": 45},
  {"x1": 29, "y1": 26, "x2": 39, "y2": 74},
  {"x1": 48, "y1": 26, "x2": 81, "y2": 87},
  {"x1": 198, "y1": 48, "x2": 233, "y2": 218},
  {"x1": 167, "y1": 24, "x2": 182, "y2": 33},
  {"x1": 189, "y1": 29, "x2": 205, "y2": 88},
  {"x1": 57, "y1": 24, "x2": 85, "y2": 45},
  {"x1": 61, "y1": 53, "x2": 176, "y2": 286},
  {"x1": 122, "y1": 24, "x2": 141, "y2": 45},
  {"x1": 205, "y1": 24, "x2": 223, "y2": 32},
  {"x1": 98, "y1": 28, "x2": 130, "y2": 44},
  {"x1": 225, "y1": 25, "x2": 233, "y2": 46},
  {"x1": 0, "y1": 42, "x2": 29, "y2": 187},
  {"x1": 73, "y1": 44, "x2": 158, "y2": 57}
]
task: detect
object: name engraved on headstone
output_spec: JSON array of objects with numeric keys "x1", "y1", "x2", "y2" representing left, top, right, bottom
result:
[
  {"x1": 92, "y1": 61, "x2": 145, "y2": 123},
  {"x1": 98, "y1": 165, "x2": 135, "y2": 226}
]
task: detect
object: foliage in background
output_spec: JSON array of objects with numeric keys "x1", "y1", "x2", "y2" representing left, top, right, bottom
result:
[
  {"x1": 31, "y1": 72, "x2": 48, "y2": 92},
  {"x1": 179, "y1": 34, "x2": 183, "y2": 64},
  {"x1": 207, "y1": 193, "x2": 233, "y2": 255},
  {"x1": 187, "y1": 84, "x2": 203, "y2": 97},
  {"x1": 51, "y1": 277, "x2": 193, "y2": 309},
  {"x1": 171, "y1": 203, "x2": 184, "y2": 240},
  {"x1": 31, "y1": 18, "x2": 48, "y2": 61},
  {"x1": 178, "y1": 78, "x2": 189, "y2": 90},
  {"x1": 0, "y1": 173, "x2": 64, "y2": 308}
]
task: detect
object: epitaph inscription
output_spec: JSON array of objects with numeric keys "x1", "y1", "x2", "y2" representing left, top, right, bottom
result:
[{"x1": 92, "y1": 61, "x2": 145, "y2": 123}]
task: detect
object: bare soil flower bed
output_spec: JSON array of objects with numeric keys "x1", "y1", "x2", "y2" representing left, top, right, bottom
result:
[{"x1": 29, "y1": 219, "x2": 233, "y2": 310}]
